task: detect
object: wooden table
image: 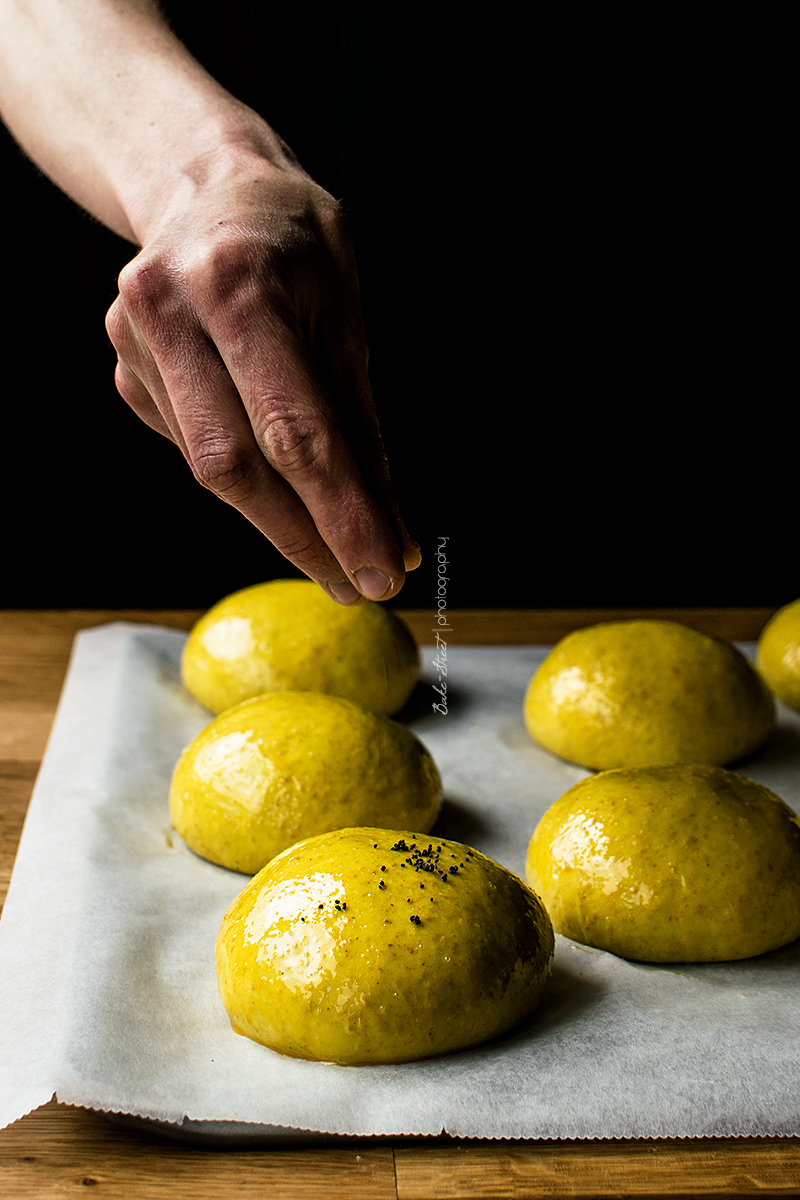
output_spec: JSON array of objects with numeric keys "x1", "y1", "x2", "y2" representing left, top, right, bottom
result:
[{"x1": 2, "y1": 606, "x2": 799, "y2": 1199}]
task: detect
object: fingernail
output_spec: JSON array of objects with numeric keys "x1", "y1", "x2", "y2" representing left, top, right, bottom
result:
[
  {"x1": 355, "y1": 568, "x2": 392, "y2": 601},
  {"x1": 404, "y1": 540, "x2": 422, "y2": 571},
  {"x1": 327, "y1": 579, "x2": 362, "y2": 606}
]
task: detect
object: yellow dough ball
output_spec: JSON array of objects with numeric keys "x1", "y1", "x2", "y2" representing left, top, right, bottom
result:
[
  {"x1": 181, "y1": 579, "x2": 419, "y2": 716},
  {"x1": 216, "y1": 827, "x2": 555, "y2": 1064},
  {"x1": 524, "y1": 619, "x2": 775, "y2": 770},
  {"x1": 169, "y1": 692, "x2": 442, "y2": 874},
  {"x1": 757, "y1": 599, "x2": 800, "y2": 712},
  {"x1": 526, "y1": 764, "x2": 800, "y2": 962}
]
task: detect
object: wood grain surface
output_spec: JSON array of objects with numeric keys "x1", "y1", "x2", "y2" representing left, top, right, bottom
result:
[{"x1": 2, "y1": 606, "x2": 799, "y2": 1200}]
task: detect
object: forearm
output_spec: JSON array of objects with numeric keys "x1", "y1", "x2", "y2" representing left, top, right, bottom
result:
[
  {"x1": 1, "y1": 0, "x2": 417, "y2": 598},
  {"x1": 0, "y1": 0, "x2": 301, "y2": 243}
]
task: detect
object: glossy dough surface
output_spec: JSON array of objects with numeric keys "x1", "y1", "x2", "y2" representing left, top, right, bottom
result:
[
  {"x1": 170, "y1": 693, "x2": 442, "y2": 874},
  {"x1": 526, "y1": 764, "x2": 800, "y2": 962},
  {"x1": 525, "y1": 619, "x2": 775, "y2": 769},
  {"x1": 181, "y1": 579, "x2": 419, "y2": 715},
  {"x1": 757, "y1": 598, "x2": 800, "y2": 712},
  {"x1": 216, "y1": 827, "x2": 555, "y2": 1064}
]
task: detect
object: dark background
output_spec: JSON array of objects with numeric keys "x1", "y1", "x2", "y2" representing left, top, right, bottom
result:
[{"x1": 3, "y1": 4, "x2": 795, "y2": 611}]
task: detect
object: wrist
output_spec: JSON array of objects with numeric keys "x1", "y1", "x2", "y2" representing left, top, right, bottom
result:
[{"x1": 117, "y1": 101, "x2": 309, "y2": 245}]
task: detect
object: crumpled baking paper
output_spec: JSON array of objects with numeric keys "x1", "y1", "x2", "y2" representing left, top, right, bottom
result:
[{"x1": 1, "y1": 621, "x2": 799, "y2": 1141}]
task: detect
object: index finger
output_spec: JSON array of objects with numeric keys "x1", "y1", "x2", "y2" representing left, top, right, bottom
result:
[{"x1": 206, "y1": 302, "x2": 412, "y2": 601}]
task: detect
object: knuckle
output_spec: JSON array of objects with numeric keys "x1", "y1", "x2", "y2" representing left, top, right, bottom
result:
[
  {"x1": 190, "y1": 440, "x2": 259, "y2": 503},
  {"x1": 259, "y1": 405, "x2": 327, "y2": 475},
  {"x1": 316, "y1": 196, "x2": 350, "y2": 244},
  {"x1": 104, "y1": 296, "x2": 125, "y2": 343},
  {"x1": 115, "y1": 253, "x2": 180, "y2": 328},
  {"x1": 184, "y1": 225, "x2": 259, "y2": 306}
]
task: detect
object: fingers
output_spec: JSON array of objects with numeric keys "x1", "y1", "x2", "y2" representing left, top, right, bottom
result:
[
  {"x1": 310, "y1": 308, "x2": 422, "y2": 573},
  {"x1": 113, "y1": 359, "x2": 173, "y2": 440},
  {"x1": 107, "y1": 299, "x2": 176, "y2": 442},
  {"x1": 104, "y1": 182, "x2": 418, "y2": 603},
  {"x1": 109, "y1": 300, "x2": 357, "y2": 597},
  {"x1": 107, "y1": 266, "x2": 406, "y2": 602},
  {"x1": 202, "y1": 293, "x2": 410, "y2": 598}
]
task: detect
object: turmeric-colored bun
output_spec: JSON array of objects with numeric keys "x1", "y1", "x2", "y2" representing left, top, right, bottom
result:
[
  {"x1": 182, "y1": 579, "x2": 419, "y2": 715},
  {"x1": 216, "y1": 828, "x2": 555, "y2": 1063}
]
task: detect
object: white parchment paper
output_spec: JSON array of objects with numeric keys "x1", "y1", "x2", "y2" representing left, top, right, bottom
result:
[{"x1": 2, "y1": 621, "x2": 800, "y2": 1140}]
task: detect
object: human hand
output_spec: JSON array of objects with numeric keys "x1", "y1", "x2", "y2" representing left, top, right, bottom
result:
[{"x1": 105, "y1": 152, "x2": 419, "y2": 603}]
